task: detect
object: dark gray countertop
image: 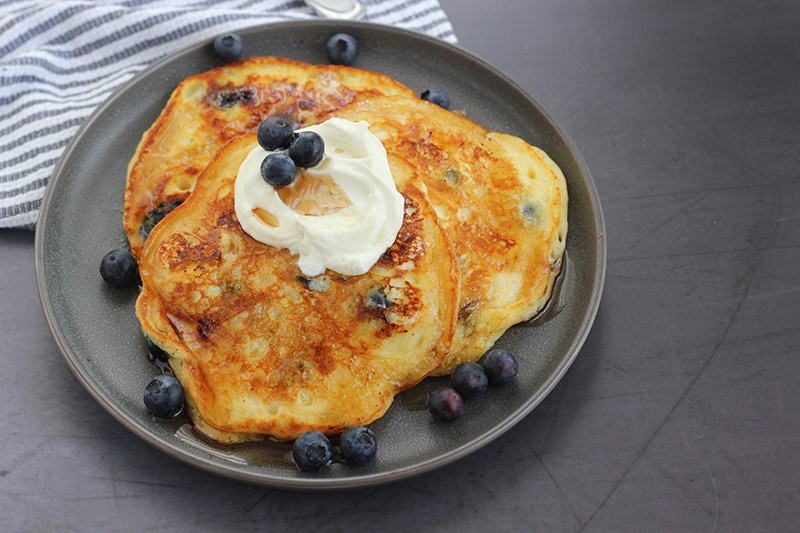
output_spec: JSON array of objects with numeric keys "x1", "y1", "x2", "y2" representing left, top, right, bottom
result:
[{"x1": 2, "y1": 0, "x2": 799, "y2": 530}]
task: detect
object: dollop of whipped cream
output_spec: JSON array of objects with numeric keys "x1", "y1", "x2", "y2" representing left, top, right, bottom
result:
[{"x1": 234, "y1": 118, "x2": 404, "y2": 277}]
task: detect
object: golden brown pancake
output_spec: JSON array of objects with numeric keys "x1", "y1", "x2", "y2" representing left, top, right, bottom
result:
[
  {"x1": 330, "y1": 95, "x2": 568, "y2": 374},
  {"x1": 124, "y1": 56, "x2": 416, "y2": 259},
  {"x1": 135, "y1": 134, "x2": 460, "y2": 443}
]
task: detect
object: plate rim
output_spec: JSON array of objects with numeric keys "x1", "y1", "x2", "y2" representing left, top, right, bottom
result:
[{"x1": 35, "y1": 18, "x2": 606, "y2": 490}]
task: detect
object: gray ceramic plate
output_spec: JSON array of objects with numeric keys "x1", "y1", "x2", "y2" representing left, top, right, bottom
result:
[{"x1": 35, "y1": 20, "x2": 606, "y2": 489}]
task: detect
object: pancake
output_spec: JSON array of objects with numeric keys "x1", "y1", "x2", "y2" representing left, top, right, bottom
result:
[
  {"x1": 135, "y1": 134, "x2": 460, "y2": 443},
  {"x1": 330, "y1": 95, "x2": 568, "y2": 374},
  {"x1": 124, "y1": 56, "x2": 416, "y2": 259}
]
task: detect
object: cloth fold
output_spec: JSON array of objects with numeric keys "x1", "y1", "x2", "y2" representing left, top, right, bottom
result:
[{"x1": 0, "y1": 0, "x2": 456, "y2": 229}]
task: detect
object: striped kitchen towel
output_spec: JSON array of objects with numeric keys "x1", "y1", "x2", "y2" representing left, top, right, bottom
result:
[{"x1": 0, "y1": 0, "x2": 456, "y2": 229}]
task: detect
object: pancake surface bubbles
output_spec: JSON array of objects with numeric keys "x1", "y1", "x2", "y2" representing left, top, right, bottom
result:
[
  {"x1": 332, "y1": 95, "x2": 569, "y2": 373},
  {"x1": 124, "y1": 56, "x2": 416, "y2": 259},
  {"x1": 135, "y1": 135, "x2": 460, "y2": 443}
]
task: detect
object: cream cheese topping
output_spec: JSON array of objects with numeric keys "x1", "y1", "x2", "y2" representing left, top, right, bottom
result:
[{"x1": 234, "y1": 118, "x2": 404, "y2": 277}]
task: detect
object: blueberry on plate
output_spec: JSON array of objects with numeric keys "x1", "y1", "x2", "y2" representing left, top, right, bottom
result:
[
  {"x1": 145, "y1": 337, "x2": 169, "y2": 363},
  {"x1": 257, "y1": 117, "x2": 295, "y2": 151},
  {"x1": 99, "y1": 248, "x2": 138, "y2": 287},
  {"x1": 292, "y1": 431, "x2": 333, "y2": 472},
  {"x1": 261, "y1": 152, "x2": 297, "y2": 188},
  {"x1": 481, "y1": 348, "x2": 519, "y2": 385},
  {"x1": 325, "y1": 33, "x2": 359, "y2": 66},
  {"x1": 143, "y1": 375, "x2": 185, "y2": 419},
  {"x1": 289, "y1": 131, "x2": 325, "y2": 168},
  {"x1": 428, "y1": 387, "x2": 464, "y2": 421},
  {"x1": 339, "y1": 426, "x2": 377, "y2": 465},
  {"x1": 213, "y1": 33, "x2": 245, "y2": 63},
  {"x1": 421, "y1": 89, "x2": 451, "y2": 110},
  {"x1": 451, "y1": 361, "x2": 488, "y2": 400}
]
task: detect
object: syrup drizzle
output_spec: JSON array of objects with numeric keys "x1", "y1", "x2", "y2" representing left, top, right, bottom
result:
[
  {"x1": 518, "y1": 249, "x2": 570, "y2": 328},
  {"x1": 277, "y1": 171, "x2": 351, "y2": 216}
]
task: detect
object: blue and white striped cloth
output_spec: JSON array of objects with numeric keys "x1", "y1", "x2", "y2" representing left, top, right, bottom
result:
[{"x1": 0, "y1": 0, "x2": 455, "y2": 229}]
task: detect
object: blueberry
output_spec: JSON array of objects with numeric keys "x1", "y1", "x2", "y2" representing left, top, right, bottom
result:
[
  {"x1": 292, "y1": 430, "x2": 332, "y2": 472},
  {"x1": 140, "y1": 199, "x2": 182, "y2": 242},
  {"x1": 450, "y1": 361, "x2": 488, "y2": 400},
  {"x1": 260, "y1": 153, "x2": 296, "y2": 188},
  {"x1": 325, "y1": 33, "x2": 359, "y2": 66},
  {"x1": 213, "y1": 33, "x2": 245, "y2": 63},
  {"x1": 257, "y1": 117, "x2": 295, "y2": 151},
  {"x1": 365, "y1": 287, "x2": 392, "y2": 309},
  {"x1": 100, "y1": 248, "x2": 138, "y2": 287},
  {"x1": 339, "y1": 426, "x2": 377, "y2": 465},
  {"x1": 481, "y1": 348, "x2": 519, "y2": 385},
  {"x1": 143, "y1": 375, "x2": 185, "y2": 419},
  {"x1": 289, "y1": 131, "x2": 325, "y2": 168},
  {"x1": 214, "y1": 87, "x2": 256, "y2": 108},
  {"x1": 146, "y1": 337, "x2": 169, "y2": 363},
  {"x1": 421, "y1": 89, "x2": 451, "y2": 110},
  {"x1": 428, "y1": 387, "x2": 464, "y2": 421}
]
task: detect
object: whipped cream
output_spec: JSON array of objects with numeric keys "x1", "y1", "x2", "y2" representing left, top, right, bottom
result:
[{"x1": 234, "y1": 118, "x2": 404, "y2": 277}]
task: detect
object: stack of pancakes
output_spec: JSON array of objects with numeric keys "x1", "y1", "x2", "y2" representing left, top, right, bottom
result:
[{"x1": 126, "y1": 56, "x2": 567, "y2": 443}]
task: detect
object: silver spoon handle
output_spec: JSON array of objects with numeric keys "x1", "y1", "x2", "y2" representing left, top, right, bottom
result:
[{"x1": 305, "y1": 0, "x2": 365, "y2": 20}]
